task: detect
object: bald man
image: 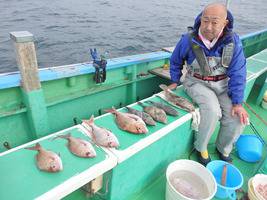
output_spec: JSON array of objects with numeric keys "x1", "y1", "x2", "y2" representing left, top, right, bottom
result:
[{"x1": 169, "y1": 3, "x2": 248, "y2": 165}]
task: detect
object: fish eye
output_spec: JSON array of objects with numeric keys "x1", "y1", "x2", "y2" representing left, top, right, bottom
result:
[{"x1": 86, "y1": 152, "x2": 91, "y2": 156}]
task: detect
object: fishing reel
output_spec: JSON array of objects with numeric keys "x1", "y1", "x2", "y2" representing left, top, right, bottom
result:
[{"x1": 90, "y1": 48, "x2": 108, "y2": 84}]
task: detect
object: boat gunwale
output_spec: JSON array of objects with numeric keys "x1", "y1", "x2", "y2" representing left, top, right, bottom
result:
[{"x1": 0, "y1": 28, "x2": 267, "y2": 90}]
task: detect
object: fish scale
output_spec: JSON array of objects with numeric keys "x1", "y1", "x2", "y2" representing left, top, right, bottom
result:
[
  {"x1": 53, "y1": 133, "x2": 96, "y2": 158},
  {"x1": 105, "y1": 107, "x2": 148, "y2": 134},
  {"x1": 159, "y1": 84, "x2": 195, "y2": 112},
  {"x1": 146, "y1": 100, "x2": 179, "y2": 116},
  {"x1": 125, "y1": 106, "x2": 156, "y2": 126},
  {"x1": 83, "y1": 115, "x2": 120, "y2": 148},
  {"x1": 137, "y1": 102, "x2": 167, "y2": 124}
]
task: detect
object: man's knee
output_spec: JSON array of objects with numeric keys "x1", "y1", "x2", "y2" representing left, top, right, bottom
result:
[
  {"x1": 200, "y1": 104, "x2": 222, "y2": 119},
  {"x1": 221, "y1": 113, "x2": 242, "y2": 126}
]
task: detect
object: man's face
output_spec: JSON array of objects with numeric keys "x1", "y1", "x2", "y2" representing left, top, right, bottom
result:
[{"x1": 200, "y1": 8, "x2": 228, "y2": 41}]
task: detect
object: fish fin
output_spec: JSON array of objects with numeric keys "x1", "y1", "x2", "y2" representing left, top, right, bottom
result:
[
  {"x1": 82, "y1": 119, "x2": 90, "y2": 126},
  {"x1": 88, "y1": 115, "x2": 94, "y2": 125},
  {"x1": 159, "y1": 84, "x2": 168, "y2": 91},
  {"x1": 52, "y1": 133, "x2": 70, "y2": 141},
  {"x1": 25, "y1": 143, "x2": 41, "y2": 151},
  {"x1": 79, "y1": 140, "x2": 88, "y2": 146}
]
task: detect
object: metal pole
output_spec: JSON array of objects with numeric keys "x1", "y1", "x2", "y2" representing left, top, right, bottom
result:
[{"x1": 226, "y1": 0, "x2": 230, "y2": 9}]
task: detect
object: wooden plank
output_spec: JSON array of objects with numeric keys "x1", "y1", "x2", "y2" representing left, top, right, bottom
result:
[
  {"x1": 10, "y1": 31, "x2": 41, "y2": 92},
  {"x1": 162, "y1": 46, "x2": 175, "y2": 53},
  {"x1": 149, "y1": 67, "x2": 171, "y2": 80}
]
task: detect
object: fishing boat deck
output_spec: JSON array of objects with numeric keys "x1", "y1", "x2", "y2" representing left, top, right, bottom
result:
[
  {"x1": 129, "y1": 50, "x2": 267, "y2": 200},
  {"x1": 61, "y1": 83, "x2": 266, "y2": 200},
  {"x1": 130, "y1": 86, "x2": 267, "y2": 200},
  {"x1": 0, "y1": 38, "x2": 266, "y2": 200},
  {"x1": 0, "y1": 125, "x2": 117, "y2": 200},
  {"x1": 63, "y1": 49, "x2": 267, "y2": 200}
]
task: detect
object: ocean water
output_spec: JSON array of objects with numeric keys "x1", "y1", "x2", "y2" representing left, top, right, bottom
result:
[{"x1": 0, "y1": 0, "x2": 266, "y2": 73}]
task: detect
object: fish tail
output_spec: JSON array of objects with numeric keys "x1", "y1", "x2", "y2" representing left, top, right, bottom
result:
[
  {"x1": 159, "y1": 84, "x2": 168, "y2": 91},
  {"x1": 25, "y1": 143, "x2": 42, "y2": 151},
  {"x1": 105, "y1": 106, "x2": 117, "y2": 114}
]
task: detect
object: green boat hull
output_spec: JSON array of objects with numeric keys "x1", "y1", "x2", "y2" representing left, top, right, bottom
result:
[{"x1": 0, "y1": 29, "x2": 267, "y2": 200}]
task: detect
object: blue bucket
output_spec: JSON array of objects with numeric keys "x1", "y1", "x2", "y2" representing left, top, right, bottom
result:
[
  {"x1": 236, "y1": 134, "x2": 263, "y2": 162},
  {"x1": 206, "y1": 160, "x2": 243, "y2": 200}
]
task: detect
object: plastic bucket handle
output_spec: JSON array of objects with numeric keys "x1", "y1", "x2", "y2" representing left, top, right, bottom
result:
[{"x1": 227, "y1": 190, "x2": 236, "y2": 200}]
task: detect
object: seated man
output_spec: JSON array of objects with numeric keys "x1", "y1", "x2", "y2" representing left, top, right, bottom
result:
[{"x1": 169, "y1": 3, "x2": 248, "y2": 165}]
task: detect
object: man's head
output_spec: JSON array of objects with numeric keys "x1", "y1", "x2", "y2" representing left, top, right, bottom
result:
[{"x1": 200, "y1": 3, "x2": 228, "y2": 41}]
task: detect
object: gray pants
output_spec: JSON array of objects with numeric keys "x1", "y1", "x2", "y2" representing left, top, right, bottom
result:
[{"x1": 183, "y1": 75, "x2": 245, "y2": 155}]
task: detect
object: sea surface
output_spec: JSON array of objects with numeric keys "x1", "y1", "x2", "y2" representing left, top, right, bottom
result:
[{"x1": 0, "y1": 0, "x2": 266, "y2": 73}]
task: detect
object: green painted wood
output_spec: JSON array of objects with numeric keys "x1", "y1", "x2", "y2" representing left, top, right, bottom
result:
[
  {"x1": 94, "y1": 87, "x2": 190, "y2": 151},
  {"x1": 0, "y1": 87, "x2": 25, "y2": 118},
  {"x1": 247, "y1": 59, "x2": 267, "y2": 73},
  {"x1": 94, "y1": 87, "x2": 193, "y2": 200},
  {"x1": 256, "y1": 73, "x2": 267, "y2": 105},
  {"x1": 0, "y1": 113, "x2": 30, "y2": 149},
  {"x1": 0, "y1": 127, "x2": 107, "y2": 200},
  {"x1": 252, "y1": 49, "x2": 267, "y2": 63},
  {"x1": 0, "y1": 33, "x2": 266, "y2": 153},
  {"x1": 21, "y1": 88, "x2": 50, "y2": 139},
  {"x1": 108, "y1": 121, "x2": 192, "y2": 200},
  {"x1": 130, "y1": 85, "x2": 267, "y2": 200},
  {"x1": 242, "y1": 31, "x2": 267, "y2": 57}
]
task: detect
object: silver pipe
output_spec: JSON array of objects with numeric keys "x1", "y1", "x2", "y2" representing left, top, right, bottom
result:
[{"x1": 226, "y1": 0, "x2": 230, "y2": 9}]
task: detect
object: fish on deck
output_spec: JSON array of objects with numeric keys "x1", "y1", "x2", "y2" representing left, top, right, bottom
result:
[
  {"x1": 105, "y1": 107, "x2": 148, "y2": 134},
  {"x1": 53, "y1": 133, "x2": 96, "y2": 158},
  {"x1": 25, "y1": 143, "x2": 63, "y2": 173},
  {"x1": 125, "y1": 106, "x2": 156, "y2": 126},
  {"x1": 157, "y1": 84, "x2": 200, "y2": 131},
  {"x1": 158, "y1": 84, "x2": 195, "y2": 112},
  {"x1": 138, "y1": 102, "x2": 167, "y2": 124},
  {"x1": 83, "y1": 115, "x2": 120, "y2": 148},
  {"x1": 146, "y1": 100, "x2": 179, "y2": 116}
]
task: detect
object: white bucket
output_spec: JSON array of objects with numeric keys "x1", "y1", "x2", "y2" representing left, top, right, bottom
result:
[
  {"x1": 252, "y1": 174, "x2": 267, "y2": 200},
  {"x1": 248, "y1": 178, "x2": 258, "y2": 200},
  {"x1": 166, "y1": 159, "x2": 217, "y2": 200}
]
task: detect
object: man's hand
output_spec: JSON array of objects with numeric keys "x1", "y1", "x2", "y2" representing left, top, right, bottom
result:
[
  {"x1": 168, "y1": 83, "x2": 178, "y2": 90},
  {"x1": 231, "y1": 104, "x2": 249, "y2": 125}
]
